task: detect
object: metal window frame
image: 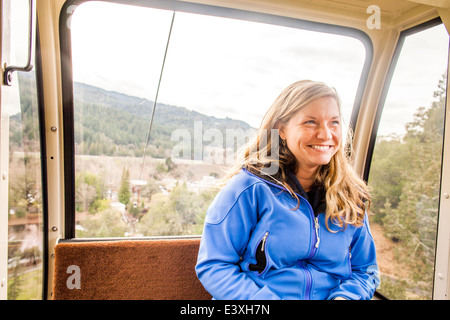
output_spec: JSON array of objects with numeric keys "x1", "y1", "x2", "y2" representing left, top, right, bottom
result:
[{"x1": 363, "y1": 17, "x2": 443, "y2": 179}]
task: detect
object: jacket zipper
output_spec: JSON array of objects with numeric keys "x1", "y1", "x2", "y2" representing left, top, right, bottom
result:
[
  {"x1": 300, "y1": 261, "x2": 312, "y2": 300},
  {"x1": 306, "y1": 210, "x2": 320, "y2": 259},
  {"x1": 314, "y1": 216, "x2": 320, "y2": 248},
  {"x1": 304, "y1": 206, "x2": 319, "y2": 299},
  {"x1": 261, "y1": 232, "x2": 269, "y2": 252},
  {"x1": 348, "y1": 246, "x2": 352, "y2": 276}
]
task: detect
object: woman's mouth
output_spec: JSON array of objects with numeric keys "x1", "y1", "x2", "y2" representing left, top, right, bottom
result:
[{"x1": 309, "y1": 145, "x2": 333, "y2": 151}]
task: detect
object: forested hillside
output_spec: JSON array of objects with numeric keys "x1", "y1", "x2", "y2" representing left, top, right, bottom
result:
[
  {"x1": 73, "y1": 82, "x2": 253, "y2": 158},
  {"x1": 13, "y1": 72, "x2": 253, "y2": 158}
]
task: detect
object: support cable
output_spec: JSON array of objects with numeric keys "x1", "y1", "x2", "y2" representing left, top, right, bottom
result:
[{"x1": 140, "y1": 12, "x2": 176, "y2": 180}]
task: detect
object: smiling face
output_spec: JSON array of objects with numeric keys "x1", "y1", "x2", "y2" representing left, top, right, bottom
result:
[{"x1": 278, "y1": 96, "x2": 342, "y2": 173}]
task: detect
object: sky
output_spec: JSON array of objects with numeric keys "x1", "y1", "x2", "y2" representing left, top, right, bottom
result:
[
  {"x1": 9, "y1": 0, "x2": 450, "y2": 137},
  {"x1": 378, "y1": 27, "x2": 449, "y2": 136}
]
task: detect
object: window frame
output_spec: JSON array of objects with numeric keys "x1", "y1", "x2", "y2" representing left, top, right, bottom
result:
[
  {"x1": 36, "y1": 23, "x2": 50, "y2": 300},
  {"x1": 59, "y1": 0, "x2": 374, "y2": 239},
  {"x1": 363, "y1": 17, "x2": 444, "y2": 180},
  {"x1": 363, "y1": 17, "x2": 448, "y2": 300}
]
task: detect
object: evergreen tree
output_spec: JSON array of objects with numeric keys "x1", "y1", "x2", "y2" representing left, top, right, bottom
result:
[{"x1": 118, "y1": 167, "x2": 131, "y2": 206}]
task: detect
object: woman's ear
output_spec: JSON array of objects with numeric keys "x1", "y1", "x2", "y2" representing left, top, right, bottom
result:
[{"x1": 276, "y1": 122, "x2": 286, "y2": 141}]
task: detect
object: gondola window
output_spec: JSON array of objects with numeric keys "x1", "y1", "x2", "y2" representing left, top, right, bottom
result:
[
  {"x1": 68, "y1": 1, "x2": 368, "y2": 238},
  {"x1": 368, "y1": 23, "x2": 448, "y2": 300}
]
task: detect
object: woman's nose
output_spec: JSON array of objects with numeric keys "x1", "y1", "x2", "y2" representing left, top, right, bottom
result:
[{"x1": 317, "y1": 125, "x2": 332, "y2": 140}]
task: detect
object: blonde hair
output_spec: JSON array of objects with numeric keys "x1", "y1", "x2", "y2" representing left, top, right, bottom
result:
[{"x1": 225, "y1": 80, "x2": 371, "y2": 231}]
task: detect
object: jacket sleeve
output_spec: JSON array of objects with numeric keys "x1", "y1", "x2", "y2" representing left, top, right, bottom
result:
[
  {"x1": 195, "y1": 182, "x2": 281, "y2": 300},
  {"x1": 327, "y1": 215, "x2": 380, "y2": 300}
]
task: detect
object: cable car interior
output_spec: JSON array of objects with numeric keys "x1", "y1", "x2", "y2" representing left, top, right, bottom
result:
[{"x1": 1, "y1": 0, "x2": 450, "y2": 301}]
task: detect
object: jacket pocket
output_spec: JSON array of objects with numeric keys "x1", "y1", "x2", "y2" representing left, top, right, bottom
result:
[{"x1": 249, "y1": 231, "x2": 269, "y2": 276}]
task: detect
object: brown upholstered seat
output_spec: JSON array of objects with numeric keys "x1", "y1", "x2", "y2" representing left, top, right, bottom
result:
[{"x1": 52, "y1": 238, "x2": 212, "y2": 300}]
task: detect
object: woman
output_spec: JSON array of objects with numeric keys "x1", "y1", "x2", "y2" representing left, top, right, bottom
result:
[{"x1": 195, "y1": 80, "x2": 379, "y2": 300}]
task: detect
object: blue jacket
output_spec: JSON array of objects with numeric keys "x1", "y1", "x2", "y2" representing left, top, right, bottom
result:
[{"x1": 196, "y1": 168, "x2": 380, "y2": 300}]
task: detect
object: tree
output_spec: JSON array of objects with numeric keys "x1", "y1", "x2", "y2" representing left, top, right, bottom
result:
[
  {"x1": 368, "y1": 135, "x2": 407, "y2": 223},
  {"x1": 141, "y1": 179, "x2": 160, "y2": 201},
  {"x1": 75, "y1": 171, "x2": 106, "y2": 213},
  {"x1": 77, "y1": 208, "x2": 129, "y2": 237},
  {"x1": 165, "y1": 157, "x2": 175, "y2": 171},
  {"x1": 118, "y1": 167, "x2": 131, "y2": 206}
]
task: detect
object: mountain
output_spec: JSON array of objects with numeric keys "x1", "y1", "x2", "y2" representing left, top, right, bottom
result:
[
  {"x1": 73, "y1": 81, "x2": 252, "y2": 132},
  {"x1": 16, "y1": 72, "x2": 254, "y2": 158}
]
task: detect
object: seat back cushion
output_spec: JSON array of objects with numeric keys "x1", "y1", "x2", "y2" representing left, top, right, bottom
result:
[{"x1": 52, "y1": 238, "x2": 211, "y2": 300}]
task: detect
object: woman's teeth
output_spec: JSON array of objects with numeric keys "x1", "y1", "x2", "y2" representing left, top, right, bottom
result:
[{"x1": 310, "y1": 145, "x2": 331, "y2": 150}]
